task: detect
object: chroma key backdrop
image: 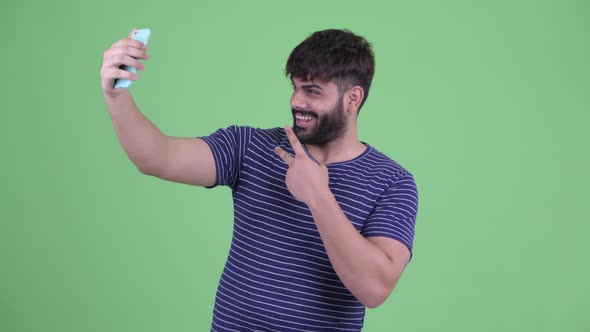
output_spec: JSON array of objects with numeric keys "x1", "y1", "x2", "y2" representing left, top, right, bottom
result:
[{"x1": 1, "y1": 0, "x2": 589, "y2": 331}]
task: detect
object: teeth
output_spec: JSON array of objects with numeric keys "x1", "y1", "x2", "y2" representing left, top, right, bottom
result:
[{"x1": 296, "y1": 114, "x2": 314, "y2": 121}]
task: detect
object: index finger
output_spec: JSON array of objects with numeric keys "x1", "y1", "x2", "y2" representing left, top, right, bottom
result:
[
  {"x1": 111, "y1": 29, "x2": 146, "y2": 50},
  {"x1": 284, "y1": 125, "x2": 305, "y2": 155},
  {"x1": 112, "y1": 38, "x2": 146, "y2": 50}
]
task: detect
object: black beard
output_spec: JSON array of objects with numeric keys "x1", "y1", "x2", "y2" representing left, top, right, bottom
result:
[{"x1": 292, "y1": 99, "x2": 347, "y2": 146}]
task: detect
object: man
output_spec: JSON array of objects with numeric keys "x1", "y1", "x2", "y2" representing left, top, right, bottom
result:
[{"x1": 101, "y1": 28, "x2": 418, "y2": 331}]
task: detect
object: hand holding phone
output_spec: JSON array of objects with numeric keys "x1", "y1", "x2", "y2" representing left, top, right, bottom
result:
[{"x1": 113, "y1": 28, "x2": 152, "y2": 89}]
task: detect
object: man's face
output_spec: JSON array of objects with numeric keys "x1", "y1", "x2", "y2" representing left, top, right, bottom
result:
[{"x1": 290, "y1": 77, "x2": 348, "y2": 146}]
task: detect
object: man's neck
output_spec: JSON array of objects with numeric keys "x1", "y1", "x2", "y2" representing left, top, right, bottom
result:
[{"x1": 304, "y1": 133, "x2": 367, "y2": 165}]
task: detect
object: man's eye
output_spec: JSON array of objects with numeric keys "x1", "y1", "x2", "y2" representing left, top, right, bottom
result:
[{"x1": 306, "y1": 89, "x2": 319, "y2": 95}]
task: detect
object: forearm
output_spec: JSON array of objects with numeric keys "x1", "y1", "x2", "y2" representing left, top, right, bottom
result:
[
  {"x1": 308, "y1": 193, "x2": 398, "y2": 308},
  {"x1": 105, "y1": 91, "x2": 168, "y2": 175}
]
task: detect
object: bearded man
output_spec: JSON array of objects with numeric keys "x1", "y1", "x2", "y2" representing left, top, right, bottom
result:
[{"x1": 101, "y1": 28, "x2": 419, "y2": 331}]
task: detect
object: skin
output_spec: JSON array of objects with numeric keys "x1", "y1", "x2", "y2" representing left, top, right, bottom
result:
[{"x1": 101, "y1": 30, "x2": 410, "y2": 309}]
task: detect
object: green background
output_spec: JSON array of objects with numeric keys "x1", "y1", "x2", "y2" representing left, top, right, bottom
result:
[{"x1": 1, "y1": 0, "x2": 589, "y2": 331}]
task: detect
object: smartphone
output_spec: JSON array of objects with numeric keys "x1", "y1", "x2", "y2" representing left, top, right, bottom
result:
[{"x1": 114, "y1": 28, "x2": 152, "y2": 89}]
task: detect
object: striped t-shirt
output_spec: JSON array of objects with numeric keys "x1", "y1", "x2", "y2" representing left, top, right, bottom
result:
[{"x1": 202, "y1": 126, "x2": 418, "y2": 331}]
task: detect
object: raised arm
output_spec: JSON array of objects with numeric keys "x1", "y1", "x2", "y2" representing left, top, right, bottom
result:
[{"x1": 100, "y1": 29, "x2": 216, "y2": 187}]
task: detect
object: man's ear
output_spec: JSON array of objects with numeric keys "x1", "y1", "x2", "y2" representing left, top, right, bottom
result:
[{"x1": 345, "y1": 86, "x2": 364, "y2": 114}]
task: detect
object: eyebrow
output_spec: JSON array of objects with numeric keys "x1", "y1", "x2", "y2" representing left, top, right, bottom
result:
[{"x1": 293, "y1": 82, "x2": 324, "y2": 91}]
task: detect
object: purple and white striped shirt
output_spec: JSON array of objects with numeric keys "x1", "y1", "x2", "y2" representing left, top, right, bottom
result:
[{"x1": 202, "y1": 126, "x2": 418, "y2": 331}]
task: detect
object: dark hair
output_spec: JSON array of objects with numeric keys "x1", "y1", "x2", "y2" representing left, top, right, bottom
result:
[{"x1": 285, "y1": 29, "x2": 375, "y2": 111}]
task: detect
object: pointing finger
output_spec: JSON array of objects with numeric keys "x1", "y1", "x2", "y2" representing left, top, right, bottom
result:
[
  {"x1": 274, "y1": 146, "x2": 294, "y2": 166},
  {"x1": 284, "y1": 125, "x2": 305, "y2": 155},
  {"x1": 111, "y1": 38, "x2": 147, "y2": 52}
]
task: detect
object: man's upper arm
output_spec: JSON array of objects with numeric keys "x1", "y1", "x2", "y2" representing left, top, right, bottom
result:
[
  {"x1": 361, "y1": 172, "x2": 418, "y2": 250},
  {"x1": 155, "y1": 137, "x2": 217, "y2": 187},
  {"x1": 360, "y1": 171, "x2": 418, "y2": 294},
  {"x1": 368, "y1": 236, "x2": 411, "y2": 276}
]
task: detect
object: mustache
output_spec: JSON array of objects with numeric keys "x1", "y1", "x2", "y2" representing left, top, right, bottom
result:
[{"x1": 291, "y1": 109, "x2": 318, "y2": 118}]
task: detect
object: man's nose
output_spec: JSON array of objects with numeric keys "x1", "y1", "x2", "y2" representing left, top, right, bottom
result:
[{"x1": 290, "y1": 91, "x2": 307, "y2": 110}]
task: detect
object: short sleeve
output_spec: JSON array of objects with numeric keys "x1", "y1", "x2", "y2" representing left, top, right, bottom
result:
[
  {"x1": 361, "y1": 172, "x2": 419, "y2": 255},
  {"x1": 200, "y1": 126, "x2": 254, "y2": 190}
]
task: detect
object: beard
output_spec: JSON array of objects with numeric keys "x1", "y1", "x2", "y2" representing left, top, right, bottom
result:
[{"x1": 292, "y1": 98, "x2": 347, "y2": 146}]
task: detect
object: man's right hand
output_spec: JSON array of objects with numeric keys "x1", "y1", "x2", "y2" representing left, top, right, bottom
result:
[
  {"x1": 100, "y1": 29, "x2": 150, "y2": 98},
  {"x1": 101, "y1": 29, "x2": 216, "y2": 187}
]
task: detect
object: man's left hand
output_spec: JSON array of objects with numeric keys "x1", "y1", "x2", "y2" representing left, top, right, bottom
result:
[{"x1": 274, "y1": 125, "x2": 330, "y2": 206}]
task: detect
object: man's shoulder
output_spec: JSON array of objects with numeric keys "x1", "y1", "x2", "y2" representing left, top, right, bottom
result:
[
  {"x1": 209, "y1": 125, "x2": 285, "y2": 143},
  {"x1": 362, "y1": 144, "x2": 414, "y2": 179},
  {"x1": 254, "y1": 126, "x2": 286, "y2": 139},
  {"x1": 230, "y1": 126, "x2": 286, "y2": 145},
  {"x1": 225, "y1": 125, "x2": 283, "y2": 137}
]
